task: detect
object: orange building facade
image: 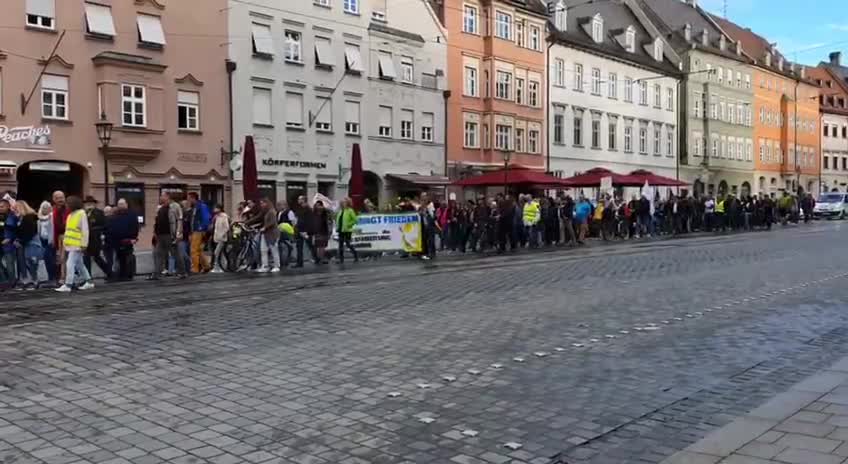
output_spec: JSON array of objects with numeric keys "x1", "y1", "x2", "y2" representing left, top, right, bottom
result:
[
  {"x1": 434, "y1": 0, "x2": 548, "y2": 177},
  {"x1": 752, "y1": 67, "x2": 821, "y2": 194}
]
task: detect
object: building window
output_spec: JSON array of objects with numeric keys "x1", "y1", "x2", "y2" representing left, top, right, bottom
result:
[
  {"x1": 400, "y1": 110, "x2": 413, "y2": 139},
  {"x1": 834, "y1": 125, "x2": 840, "y2": 138},
  {"x1": 553, "y1": 59, "x2": 565, "y2": 87},
  {"x1": 483, "y1": 124, "x2": 490, "y2": 148},
  {"x1": 574, "y1": 63, "x2": 583, "y2": 91},
  {"x1": 573, "y1": 114, "x2": 583, "y2": 146},
  {"x1": 496, "y1": 71, "x2": 511, "y2": 99},
  {"x1": 624, "y1": 77, "x2": 633, "y2": 102},
  {"x1": 653, "y1": 83, "x2": 661, "y2": 108},
  {"x1": 528, "y1": 129, "x2": 539, "y2": 153},
  {"x1": 177, "y1": 91, "x2": 199, "y2": 130},
  {"x1": 624, "y1": 123, "x2": 632, "y2": 152},
  {"x1": 712, "y1": 137, "x2": 718, "y2": 158},
  {"x1": 843, "y1": 157, "x2": 847, "y2": 170},
  {"x1": 666, "y1": 87, "x2": 673, "y2": 111},
  {"x1": 252, "y1": 87, "x2": 271, "y2": 126},
  {"x1": 591, "y1": 119, "x2": 601, "y2": 148},
  {"x1": 516, "y1": 78, "x2": 524, "y2": 104},
  {"x1": 314, "y1": 37, "x2": 335, "y2": 69},
  {"x1": 378, "y1": 52, "x2": 397, "y2": 80},
  {"x1": 728, "y1": 103, "x2": 735, "y2": 124},
  {"x1": 251, "y1": 23, "x2": 274, "y2": 57},
  {"x1": 285, "y1": 92, "x2": 304, "y2": 128},
  {"x1": 591, "y1": 68, "x2": 601, "y2": 95},
  {"x1": 495, "y1": 124, "x2": 511, "y2": 149},
  {"x1": 121, "y1": 84, "x2": 146, "y2": 127},
  {"x1": 343, "y1": 0, "x2": 359, "y2": 14},
  {"x1": 515, "y1": 21, "x2": 525, "y2": 48},
  {"x1": 529, "y1": 26, "x2": 541, "y2": 50},
  {"x1": 653, "y1": 126, "x2": 661, "y2": 155},
  {"x1": 653, "y1": 40, "x2": 663, "y2": 61},
  {"x1": 717, "y1": 66, "x2": 723, "y2": 84},
  {"x1": 592, "y1": 16, "x2": 603, "y2": 43},
  {"x1": 344, "y1": 44, "x2": 364, "y2": 74},
  {"x1": 736, "y1": 71, "x2": 742, "y2": 87},
  {"x1": 284, "y1": 30, "x2": 302, "y2": 62},
  {"x1": 400, "y1": 56, "x2": 414, "y2": 83},
  {"x1": 421, "y1": 113, "x2": 434, "y2": 142},
  {"x1": 608, "y1": 73, "x2": 617, "y2": 99},
  {"x1": 314, "y1": 97, "x2": 332, "y2": 132},
  {"x1": 463, "y1": 5, "x2": 478, "y2": 34},
  {"x1": 639, "y1": 127, "x2": 647, "y2": 154},
  {"x1": 710, "y1": 95, "x2": 717, "y2": 119},
  {"x1": 378, "y1": 105, "x2": 392, "y2": 137},
  {"x1": 553, "y1": 114, "x2": 564, "y2": 144},
  {"x1": 693, "y1": 92, "x2": 702, "y2": 118},
  {"x1": 464, "y1": 120, "x2": 479, "y2": 148},
  {"x1": 608, "y1": 117, "x2": 617, "y2": 150},
  {"x1": 41, "y1": 74, "x2": 68, "y2": 120},
  {"x1": 345, "y1": 100, "x2": 360, "y2": 135},
  {"x1": 515, "y1": 127, "x2": 524, "y2": 152},
  {"x1": 639, "y1": 81, "x2": 648, "y2": 105},
  {"x1": 745, "y1": 74, "x2": 751, "y2": 89},
  {"x1": 625, "y1": 27, "x2": 635, "y2": 52},
  {"x1": 528, "y1": 81, "x2": 539, "y2": 107},
  {"x1": 464, "y1": 66, "x2": 478, "y2": 97},
  {"x1": 495, "y1": 11, "x2": 511, "y2": 40},
  {"x1": 693, "y1": 134, "x2": 702, "y2": 157},
  {"x1": 137, "y1": 14, "x2": 166, "y2": 47},
  {"x1": 26, "y1": 0, "x2": 55, "y2": 29},
  {"x1": 666, "y1": 127, "x2": 674, "y2": 156},
  {"x1": 84, "y1": 2, "x2": 116, "y2": 37}
]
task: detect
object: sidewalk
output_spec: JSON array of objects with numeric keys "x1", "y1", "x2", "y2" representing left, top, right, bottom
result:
[{"x1": 663, "y1": 357, "x2": 848, "y2": 464}]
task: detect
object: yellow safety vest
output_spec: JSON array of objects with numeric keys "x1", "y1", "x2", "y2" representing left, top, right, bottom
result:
[
  {"x1": 64, "y1": 210, "x2": 86, "y2": 248},
  {"x1": 523, "y1": 201, "x2": 540, "y2": 224},
  {"x1": 716, "y1": 200, "x2": 726, "y2": 214}
]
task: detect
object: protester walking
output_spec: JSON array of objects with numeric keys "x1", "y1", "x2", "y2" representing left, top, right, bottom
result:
[
  {"x1": 37, "y1": 201, "x2": 56, "y2": 285},
  {"x1": 13, "y1": 201, "x2": 41, "y2": 290},
  {"x1": 575, "y1": 196, "x2": 591, "y2": 245},
  {"x1": 336, "y1": 197, "x2": 358, "y2": 264},
  {"x1": 210, "y1": 204, "x2": 230, "y2": 273},
  {"x1": 187, "y1": 192, "x2": 212, "y2": 273},
  {"x1": 82, "y1": 196, "x2": 113, "y2": 280},
  {"x1": 293, "y1": 195, "x2": 319, "y2": 268},
  {"x1": 149, "y1": 192, "x2": 186, "y2": 280},
  {"x1": 245, "y1": 197, "x2": 280, "y2": 273},
  {"x1": 106, "y1": 199, "x2": 139, "y2": 281},
  {"x1": 56, "y1": 196, "x2": 94, "y2": 292}
]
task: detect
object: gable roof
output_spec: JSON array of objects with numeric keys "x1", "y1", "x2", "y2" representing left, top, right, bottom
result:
[
  {"x1": 551, "y1": 0, "x2": 681, "y2": 77},
  {"x1": 508, "y1": 0, "x2": 549, "y2": 17}
]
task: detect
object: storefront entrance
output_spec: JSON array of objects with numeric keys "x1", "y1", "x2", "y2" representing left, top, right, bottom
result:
[{"x1": 17, "y1": 161, "x2": 85, "y2": 206}]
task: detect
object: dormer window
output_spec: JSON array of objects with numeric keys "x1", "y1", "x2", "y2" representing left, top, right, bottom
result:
[
  {"x1": 653, "y1": 39, "x2": 663, "y2": 62},
  {"x1": 554, "y1": 0, "x2": 566, "y2": 31},
  {"x1": 625, "y1": 26, "x2": 635, "y2": 52},
  {"x1": 684, "y1": 23, "x2": 692, "y2": 42},
  {"x1": 591, "y1": 14, "x2": 603, "y2": 43},
  {"x1": 701, "y1": 29, "x2": 709, "y2": 47}
]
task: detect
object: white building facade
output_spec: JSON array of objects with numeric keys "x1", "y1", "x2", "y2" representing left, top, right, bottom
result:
[
  {"x1": 228, "y1": 0, "x2": 447, "y2": 207},
  {"x1": 547, "y1": 2, "x2": 682, "y2": 184},
  {"x1": 822, "y1": 113, "x2": 848, "y2": 193}
]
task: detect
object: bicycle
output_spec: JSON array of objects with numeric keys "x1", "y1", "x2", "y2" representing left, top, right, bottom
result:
[{"x1": 223, "y1": 222, "x2": 260, "y2": 272}]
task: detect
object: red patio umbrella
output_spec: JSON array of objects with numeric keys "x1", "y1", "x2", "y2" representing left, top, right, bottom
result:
[
  {"x1": 242, "y1": 135, "x2": 259, "y2": 201},
  {"x1": 349, "y1": 143, "x2": 364, "y2": 211},
  {"x1": 453, "y1": 166, "x2": 569, "y2": 187},
  {"x1": 559, "y1": 167, "x2": 632, "y2": 187},
  {"x1": 627, "y1": 169, "x2": 689, "y2": 187}
]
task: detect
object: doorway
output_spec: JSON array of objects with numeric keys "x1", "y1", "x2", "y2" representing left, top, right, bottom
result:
[{"x1": 17, "y1": 161, "x2": 85, "y2": 206}]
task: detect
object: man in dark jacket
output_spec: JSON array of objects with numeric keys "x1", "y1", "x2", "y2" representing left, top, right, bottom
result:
[
  {"x1": 106, "y1": 199, "x2": 140, "y2": 280},
  {"x1": 292, "y1": 195, "x2": 318, "y2": 268},
  {"x1": 83, "y1": 196, "x2": 113, "y2": 280},
  {"x1": 187, "y1": 192, "x2": 212, "y2": 273}
]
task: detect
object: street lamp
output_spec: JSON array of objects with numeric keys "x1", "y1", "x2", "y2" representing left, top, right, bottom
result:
[
  {"x1": 502, "y1": 149, "x2": 512, "y2": 196},
  {"x1": 95, "y1": 112, "x2": 113, "y2": 205}
]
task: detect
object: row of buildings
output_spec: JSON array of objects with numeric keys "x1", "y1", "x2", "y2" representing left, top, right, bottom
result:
[{"x1": 0, "y1": 0, "x2": 845, "y2": 234}]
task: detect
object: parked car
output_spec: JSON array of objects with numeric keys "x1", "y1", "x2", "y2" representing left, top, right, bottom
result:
[{"x1": 813, "y1": 193, "x2": 848, "y2": 220}]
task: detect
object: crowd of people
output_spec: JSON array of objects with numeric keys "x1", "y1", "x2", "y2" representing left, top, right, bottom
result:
[{"x1": 0, "y1": 187, "x2": 819, "y2": 292}]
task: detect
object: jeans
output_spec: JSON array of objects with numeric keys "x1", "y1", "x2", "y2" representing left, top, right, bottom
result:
[
  {"x1": 42, "y1": 240, "x2": 57, "y2": 282},
  {"x1": 338, "y1": 232, "x2": 358, "y2": 263},
  {"x1": 259, "y1": 234, "x2": 280, "y2": 269},
  {"x1": 84, "y1": 245, "x2": 113, "y2": 279},
  {"x1": 213, "y1": 241, "x2": 226, "y2": 271},
  {"x1": 278, "y1": 235, "x2": 293, "y2": 267},
  {"x1": 21, "y1": 242, "x2": 43, "y2": 284},
  {"x1": 525, "y1": 225, "x2": 539, "y2": 248},
  {"x1": 295, "y1": 234, "x2": 318, "y2": 266},
  {"x1": 560, "y1": 218, "x2": 576, "y2": 245},
  {"x1": 1, "y1": 252, "x2": 17, "y2": 285},
  {"x1": 65, "y1": 249, "x2": 92, "y2": 287},
  {"x1": 114, "y1": 244, "x2": 135, "y2": 280},
  {"x1": 155, "y1": 235, "x2": 186, "y2": 277},
  {"x1": 190, "y1": 232, "x2": 211, "y2": 273}
]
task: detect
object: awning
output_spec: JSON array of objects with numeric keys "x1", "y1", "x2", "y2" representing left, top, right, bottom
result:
[
  {"x1": 386, "y1": 174, "x2": 450, "y2": 186},
  {"x1": 453, "y1": 167, "x2": 569, "y2": 187}
]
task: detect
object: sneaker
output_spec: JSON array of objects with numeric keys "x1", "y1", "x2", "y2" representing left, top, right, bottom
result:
[
  {"x1": 254, "y1": 267, "x2": 269, "y2": 274},
  {"x1": 79, "y1": 282, "x2": 95, "y2": 291},
  {"x1": 210, "y1": 268, "x2": 224, "y2": 274},
  {"x1": 269, "y1": 267, "x2": 280, "y2": 273},
  {"x1": 55, "y1": 285, "x2": 72, "y2": 293},
  {"x1": 421, "y1": 255, "x2": 431, "y2": 261}
]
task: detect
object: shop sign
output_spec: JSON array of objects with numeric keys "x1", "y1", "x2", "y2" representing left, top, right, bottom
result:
[
  {"x1": 0, "y1": 124, "x2": 52, "y2": 151},
  {"x1": 261, "y1": 158, "x2": 327, "y2": 170}
]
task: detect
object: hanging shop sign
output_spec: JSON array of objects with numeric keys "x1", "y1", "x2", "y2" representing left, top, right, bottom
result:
[
  {"x1": 0, "y1": 124, "x2": 52, "y2": 151},
  {"x1": 261, "y1": 158, "x2": 327, "y2": 170}
]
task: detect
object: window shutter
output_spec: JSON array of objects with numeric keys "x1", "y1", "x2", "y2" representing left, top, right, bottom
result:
[
  {"x1": 84, "y1": 3, "x2": 116, "y2": 36},
  {"x1": 178, "y1": 91, "x2": 199, "y2": 105},
  {"x1": 26, "y1": 0, "x2": 54, "y2": 18},
  {"x1": 315, "y1": 97, "x2": 332, "y2": 125},
  {"x1": 252, "y1": 88, "x2": 271, "y2": 125},
  {"x1": 422, "y1": 113, "x2": 434, "y2": 127},
  {"x1": 315, "y1": 39, "x2": 335, "y2": 67},
  {"x1": 345, "y1": 101, "x2": 360, "y2": 123},
  {"x1": 345, "y1": 45, "x2": 364, "y2": 72},
  {"x1": 379, "y1": 106, "x2": 391, "y2": 127},
  {"x1": 137, "y1": 15, "x2": 166, "y2": 45},
  {"x1": 378, "y1": 53, "x2": 397, "y2": 79},
  {"x1": 42, "y1": 74, "x2": 68, "y2": 91},
  {"x1": 285, "y1": 93, "x2": 303, "y2": 126},
  {"x1": 251, "y1": 23, "x2": 274, "y2": 55}
]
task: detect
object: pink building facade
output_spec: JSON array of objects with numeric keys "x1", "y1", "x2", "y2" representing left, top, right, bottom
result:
[{"x1": 0, "y1": 0, "x2": 230, "y2": 246}]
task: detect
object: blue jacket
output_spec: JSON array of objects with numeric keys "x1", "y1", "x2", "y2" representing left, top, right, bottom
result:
[
  {"x1": 3, "y1": 214, "x2": 17, "y2": 253},
  {"x1": 575, "y1": 201, "x2": 592, "y2": 222},
  {"x1": 192, "y1": 201, "x2": 211, "y2": 232},
  {"x1": 106, "y1": 210, "x2": 140, "y2": 247}
]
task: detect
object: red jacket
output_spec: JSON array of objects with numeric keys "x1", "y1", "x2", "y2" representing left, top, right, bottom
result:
[{"x1": 53, "y1": 206, "x2": 70, "y2": 246}]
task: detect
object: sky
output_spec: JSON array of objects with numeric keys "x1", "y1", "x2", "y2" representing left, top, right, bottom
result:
[{"x1": 699, "y1": 0, "x2": 848, "y2": 65}]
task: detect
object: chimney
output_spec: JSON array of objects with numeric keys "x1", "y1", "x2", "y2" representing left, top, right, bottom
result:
[
  {"x1": 830, "y1": 51, "x2": 842, "y2": 66},
  {"x1": 684, "y1": 23, "x2": 691, "y2": 42}
]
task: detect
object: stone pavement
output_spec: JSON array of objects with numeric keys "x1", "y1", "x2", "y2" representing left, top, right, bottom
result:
[
  {"x1": 2, "y1": 222, "x2": 848, "y2": 464},
  {"x1": 663, "y1": 357, "x2": 848, "y2": 464}
]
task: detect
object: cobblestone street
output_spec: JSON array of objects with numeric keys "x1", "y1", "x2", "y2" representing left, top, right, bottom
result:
[{"x1": 3, "y1": 223, "x2": 848, "y2": 464}]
